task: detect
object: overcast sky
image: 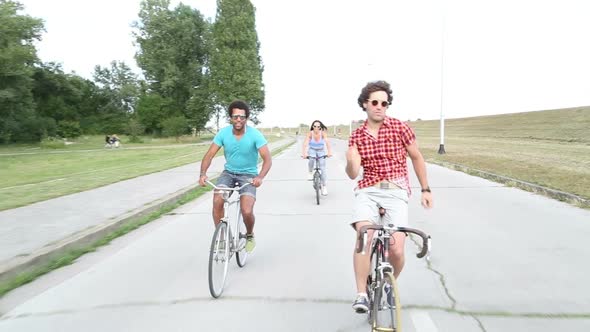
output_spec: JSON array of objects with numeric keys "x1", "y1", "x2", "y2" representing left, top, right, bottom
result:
[{"x1": 18, "y1": 0, "x2": 590, "y2": 127}]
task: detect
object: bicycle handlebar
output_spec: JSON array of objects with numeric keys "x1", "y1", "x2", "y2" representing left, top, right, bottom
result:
[
  {"x1": 205, "y1": 180, "x2": 252, "y2": 191},
  {"x1": 356, "y1": 224, "x2": 431, "y2": 259}
]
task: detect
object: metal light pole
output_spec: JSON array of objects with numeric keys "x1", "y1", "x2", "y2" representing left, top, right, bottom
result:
[{"x1": 438, "y1": 4, "x2": 447, "y2": 154}]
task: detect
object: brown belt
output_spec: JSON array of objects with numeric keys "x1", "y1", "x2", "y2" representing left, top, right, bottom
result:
[{"x1": 373, "y1": 181, "x2": 402, "y2": 190}]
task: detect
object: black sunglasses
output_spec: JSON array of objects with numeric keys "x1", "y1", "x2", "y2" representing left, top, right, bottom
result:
[
  {"x1": 231, "y1": 115, "x2": 247, "y2": 120},
  {"x1": 368, "y1": 99, "x2": 390, "y2": 107}
]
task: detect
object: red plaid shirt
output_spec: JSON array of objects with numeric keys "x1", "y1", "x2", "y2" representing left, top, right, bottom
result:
[{"x1": 348, "y1": 116, "x2": 416, "y2": 194}]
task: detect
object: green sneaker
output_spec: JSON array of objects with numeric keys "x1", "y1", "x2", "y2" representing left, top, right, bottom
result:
[{"x1": 245, "y1": 234, "x2": 256, "y2": 253}]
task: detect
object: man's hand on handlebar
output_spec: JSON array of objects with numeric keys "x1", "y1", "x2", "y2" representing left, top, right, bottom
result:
[
  {"x1": 199, "y1": 174, "x2": 208, "y2": 187},
  {"x1": 252, "y1": 176, "x2": 263, "y2": 187}
]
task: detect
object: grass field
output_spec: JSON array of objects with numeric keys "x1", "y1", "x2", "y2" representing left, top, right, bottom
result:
[
  {"x1": 409, "y1": 106, "x2": 590, "y2": 201},
  {"x1": 0, "y1": 134, "x2": 284, "y2": 211}
]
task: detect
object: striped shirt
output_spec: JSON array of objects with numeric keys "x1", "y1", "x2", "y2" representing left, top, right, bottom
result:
[{"x1": 348, "y1": 116, "x2": 416, "y2": 193}]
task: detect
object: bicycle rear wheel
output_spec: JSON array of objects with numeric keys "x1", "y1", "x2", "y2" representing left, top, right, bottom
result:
[
  {"x1": 372, "y1": 271, "x2": 402, "y2": 332},
  {"x1": 208, "y1": 222, "x2": 230, "y2": 298},
  {"x1": 313, "y1": 172, "x2": 320, "y2": 205},
  {"x1": 235, "y1": 211, "x2": 248, "y2": 267}
]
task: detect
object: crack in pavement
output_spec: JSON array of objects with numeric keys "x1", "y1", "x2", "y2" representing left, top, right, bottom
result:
[
  {"x1": 409, "y1": 234, "x2": 485, "y2": 332},
  {"x1": 4, "y1": 297, "x2": 590, "y2": 322},
  {"x1": 403, "y1": 305, "x2": 590, "y2": 319},
  {"x1": 409, "y1": 233, "x2": 494, "y2": 331},
  {"x1": 406, "y1": 236, "x2": 590, "y2": 331},
  {"x1": 408, "y1": 235, "x2": 458, "y2": 309},
  {"x1": 0, "y1": 296, "x2": 350, "y2": 320}
]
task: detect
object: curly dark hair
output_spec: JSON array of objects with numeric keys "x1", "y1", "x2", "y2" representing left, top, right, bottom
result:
[
  {"x1": 227, "y1": 100, "x2": 250, "y2": 118},
  {"x1": 309, "y1": 120, "x2": 328, "y2": 131},
  {"x1": 357, "y1": 80, "x2": 393, "y2": 111}
]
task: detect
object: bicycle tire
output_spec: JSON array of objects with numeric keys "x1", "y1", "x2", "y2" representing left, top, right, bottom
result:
[
  {"x1": 235, "y1": 211, "x2": 248, "y2": 267},
  {"x1": 314, "y1": 172, "x2": 320, "y2": 205},
  {"x1": 386, "y1": 271, "x2": 402, "y2": 331},
  {"x1": 368, "y1": 244, "x2": 380, "y2": 324},
  {"x1": 208, "y1": 222, "x2": 230, "y2": 298},
  {"x1": 371, "y1": 271, "x2": 401, "y2": 332}
]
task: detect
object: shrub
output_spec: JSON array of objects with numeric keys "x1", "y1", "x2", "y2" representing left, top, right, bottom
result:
[
  {"x1": 126, "y1": 118, "x2": 145, "y2": 143},
  {"x1": 40, "y1": 136, "x2": 65, "y2": 149},
  {"x1": 57, "y1": 120, "x2": 82, "y2": 138},
  {"x1": 161, "y1": 116, "x2": 189, "y2": 142}
]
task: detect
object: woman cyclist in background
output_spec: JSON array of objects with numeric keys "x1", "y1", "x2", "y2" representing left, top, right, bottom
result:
[{"x1": 302, "y1": 120, "x2": 333, "y2": 195}]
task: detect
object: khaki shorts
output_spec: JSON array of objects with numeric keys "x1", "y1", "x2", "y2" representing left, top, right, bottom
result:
[{"x1": 351, "y1": 186, "x2": 409, "y2": 227}]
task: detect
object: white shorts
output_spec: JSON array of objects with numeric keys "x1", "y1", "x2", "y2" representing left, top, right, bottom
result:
[{"x1": 351, "y1": 186, "x2": 409, "y2": 228}]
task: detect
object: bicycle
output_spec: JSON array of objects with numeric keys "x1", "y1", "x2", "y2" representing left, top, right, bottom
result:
[
  {"x1": 305, "y1": 155, "x2": 328, "y2": 205},
  {"x1": 356, "y1": 206, "x2": 431, "y2": 332},
  {"x1": 206, "y1": 180, "x2": 252, "y2": 298}
]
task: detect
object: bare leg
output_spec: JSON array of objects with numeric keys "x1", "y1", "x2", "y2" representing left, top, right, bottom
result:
[
  {"x1": 388, "y1": 232, "x2": 406, "y2": 279},
  {"x1": 212, "y1": 194, "x2": 224, "y2": 226},
  {"x1": 240, "y1": 195, "x2": 256, "y2": 234},
  {"x1": 353, "y1": 222, "x2": 374, "y2": 293}
]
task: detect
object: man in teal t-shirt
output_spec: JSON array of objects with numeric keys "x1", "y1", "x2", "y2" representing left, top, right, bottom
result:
[{"x1": 199, "y1": 100, "x2": 272, "y2": 253}]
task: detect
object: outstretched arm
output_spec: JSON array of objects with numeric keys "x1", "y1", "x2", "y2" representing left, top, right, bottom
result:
[
  {"x1": 253, "y1": 145, "x2": 272, "y2": 187},
  {"x1": 302, "y1": 132, "x2": 310, "y2": 157},
  {"x1": 406, "y1": 141, "x2": 433, "y2": 208},
  {"x1": 199, "y1": 143, "x2": 221, "y2": 186}
]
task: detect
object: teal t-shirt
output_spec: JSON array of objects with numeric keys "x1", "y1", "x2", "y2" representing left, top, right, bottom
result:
[{"x1": 213, "y1": 125, "x2": 268, "y2": 175}]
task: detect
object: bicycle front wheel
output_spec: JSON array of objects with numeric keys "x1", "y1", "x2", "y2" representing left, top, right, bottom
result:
[
  {"x1": 372, "y1": 271, "x2": 402, "y2": 332},
  {"x1": 235, "y1": 211, "x2": 248, "y2": 267},
  {"x1": 208, "y1": 222, "x2": 230, "y2": 298},
  {"x1": 313, "y1": 172, "x2": 320, "y2": 205}
]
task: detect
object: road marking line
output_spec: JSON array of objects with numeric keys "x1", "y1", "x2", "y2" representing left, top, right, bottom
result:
[{"x1": 411, "y1": 311, "x2": 438, "y2": 332}]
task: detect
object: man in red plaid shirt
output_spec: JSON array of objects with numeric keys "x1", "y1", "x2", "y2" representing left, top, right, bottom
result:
[{"x1": 346, "y1": 80, "x2": 433, "y2": 313}]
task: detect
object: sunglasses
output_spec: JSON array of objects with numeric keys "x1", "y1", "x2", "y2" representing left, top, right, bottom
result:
[
  {"x1": 231, "y1": 115, "x2": 247, "y2": 120},
  {"x1": 368, "y1": 99, "x2": 390, "y2": 107}
]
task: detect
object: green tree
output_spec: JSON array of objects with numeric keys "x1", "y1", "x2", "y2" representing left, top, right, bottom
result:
[
  {"x1": 91, "y1": 61, "x2": 141, "y2": 134},
  {"x1": 93, "y1": 60, "x2": 140, "y2": 115},
  {"x1": 32, "y1": 63, "x2": 106, "y2": 136},
  {"x1": 32, "y1": 63, "x2": 82, "y2": 122},
  {"x1": 57, "y1": 120, "x2": 82, "y2": 139},
  {"x1": 135, "y1": 92, "x2": 173, "y2": 134},
  {"x1": 0, "y1": 0, "x2": 44, "y2": 142},
  {"x1": 126, "y1": 117, "x2": 145, "y2": 143},
  {"x1": 161, "y1": 115, "x2": 188, "y2": 141},
  {"x1": 133, "y1": 0, "x2": 210, "y2": 129},
  {"x1": 209, "y1": 0, "x2": 265, "y2": 123}
]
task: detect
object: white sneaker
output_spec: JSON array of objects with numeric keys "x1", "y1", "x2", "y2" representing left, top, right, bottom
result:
[
  {"x1": 321, "y1": 185, "x2": 328, "y2": 196},
  {"x1": 307, "y1": 171, "x2": 313, "y2": 180}
]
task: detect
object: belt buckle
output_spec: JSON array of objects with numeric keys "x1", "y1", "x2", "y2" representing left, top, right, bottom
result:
[{"x1": 379, "y1": 181, "x2": 399, "y2": 190}]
